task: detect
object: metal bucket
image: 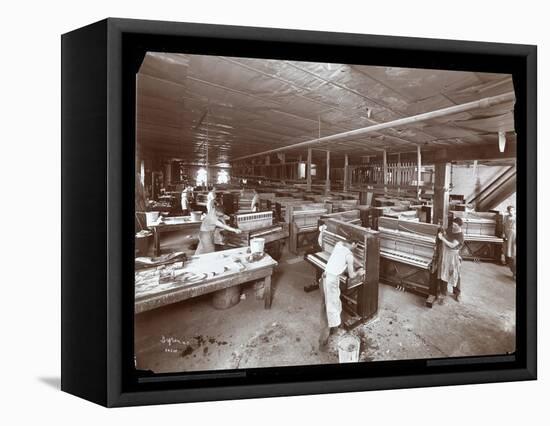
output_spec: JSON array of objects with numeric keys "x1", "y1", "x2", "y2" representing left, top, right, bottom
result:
[
  {"x1": 338, "y1": 334, "x2": 360, "y2": 363},
  {"x1": 190, "y1": 211, "x2": 202, "y2": 221},
  {"x1": 250, "y1": 237, "x2": 265, "y2": 254},
  {"x1": 145, "y1": 211, "x2": 159, "y2": 226}
]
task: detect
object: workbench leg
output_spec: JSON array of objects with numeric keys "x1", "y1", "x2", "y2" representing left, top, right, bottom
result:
[
  {"x1": 264, "y1": 275, "x2": 272, "y2": 309},
  {"x1": 153, "y1": 230, "x2": 160, "y2": 257}
]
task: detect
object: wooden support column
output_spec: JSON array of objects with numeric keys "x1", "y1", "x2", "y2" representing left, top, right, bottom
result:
[
  {"x1": 280, "y1": 153, "x2": 286, "y2": 183},
  {"x1": 383, "y1": 150, "x2": 388, "y2": 193},
  {"x1": 433, "y1": 163, "x2": 451, "y2": 228},
  {"x1": 325, "y1": 151, "x2": 331, "y2": 193},
  {"x1": 265, "y1": 155, "x2": 270, "y2": 179},
  {"x1": 343, "y1": 154, "x2": 349, "y2": 192},
  {"x1": 416, "y1": 145, "x2": 422, "y2": 200},
  {"x1": 396, "y1": 153, "x2": 402, "y2": 192},
  {"x1": 306, "y1": 148, "x2": 312, "y2": 191}
]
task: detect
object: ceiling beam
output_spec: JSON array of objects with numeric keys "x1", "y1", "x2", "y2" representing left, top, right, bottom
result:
[{"x1": 230, "y1": 92, "x2": 515, "y2": 162}]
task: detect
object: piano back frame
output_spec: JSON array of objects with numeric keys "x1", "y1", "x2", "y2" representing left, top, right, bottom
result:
[
  {"x1": 288, "y1": 203, "x2": 331, "y2": 255},
  {"x1": 377, "y1": 216, "x2": 440, "y2": 307}
]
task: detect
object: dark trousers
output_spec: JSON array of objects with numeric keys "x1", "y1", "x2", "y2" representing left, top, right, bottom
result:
[
  {"x1": 506, "y1": 256, "x2": 516, "y2": 277},
  {"x1": 439, "y1": 277, "x2": 461, "y2": 296}
]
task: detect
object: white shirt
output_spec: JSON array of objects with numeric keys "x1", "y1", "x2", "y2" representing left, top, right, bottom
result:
[
  {"x1": 325, "y1": 242, "x2": 353, "y2": 276},
  {"x1": 181, "y1": 192, "x2": 188, "y2": 210},
  {"x1": 251, "y1": 193, "x2": 260, "y2": 211}
]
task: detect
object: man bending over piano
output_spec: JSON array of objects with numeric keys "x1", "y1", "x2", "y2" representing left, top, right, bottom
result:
[{"x1": 319, "y1": 237, "x2": 364, "y2": 349}]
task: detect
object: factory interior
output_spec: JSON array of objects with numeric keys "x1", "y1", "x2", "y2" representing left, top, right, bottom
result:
[{"x1": 134, "y1": 52, "x2": 517, "y2": 373}]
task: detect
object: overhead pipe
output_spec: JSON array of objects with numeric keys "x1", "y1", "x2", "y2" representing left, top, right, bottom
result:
[{"x1": 231, "y1": 91, "x2": 515, "y2": 163}]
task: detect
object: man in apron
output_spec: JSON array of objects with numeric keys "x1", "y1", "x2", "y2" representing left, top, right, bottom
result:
[
  {"x1": 319, "y1": 240, "x2": 364, "y2": 349},
  {"x1": 437, "y1": 217, "x2": 465, "y2": 302},
  {"x1": 503, "y1": 205, "x2": 516, "y2": 279},
  {"x1": 195, "y1": 200, "x2": 241, "y2": 255}
]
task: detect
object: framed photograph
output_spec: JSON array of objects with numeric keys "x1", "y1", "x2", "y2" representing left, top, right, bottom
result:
[{"x1": 61, "y1": 18, "x2": 536, "y2": 407}]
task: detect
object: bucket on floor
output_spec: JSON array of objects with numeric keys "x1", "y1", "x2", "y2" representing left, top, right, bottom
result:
[
  {"x1": 135, "y1": 231, "x2": 153, "y2": 257},
  {"x1": 190, "y1": 211, "x2": 202, "y2": 221},
  {"x1": 145, "y1": 211, "x2": 160, "y2": 226},
  {"x1": 250, "y1": 237, "x2": 265, "y2": 254},
  {"x1": 338, "y1": 334, "x2": 360, "y2": 363}
]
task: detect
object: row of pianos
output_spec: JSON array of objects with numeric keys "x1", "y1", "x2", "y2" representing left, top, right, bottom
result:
[{"x1": 158, "y1": 187, "x2": 505, "y2": 329}]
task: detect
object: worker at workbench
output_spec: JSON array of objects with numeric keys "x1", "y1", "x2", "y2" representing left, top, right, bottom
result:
[
  {"x1": 437, "y1": 217, "x2": 465, "y2": 302},
  {"x1": 195, "y1": 200, "x2": 242, "y2": 254},
  {"x1": 319, "y1": 239, "x2": 364, "y2": 349}
]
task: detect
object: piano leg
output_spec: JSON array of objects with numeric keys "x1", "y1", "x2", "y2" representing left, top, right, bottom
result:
[
  {"x1": 304, "y1": 269, "x2": 322, "y2": 292},
  {"x1": 425, "y1": 273, "x2": 439, "y2": 308},
  {"x1": 153, "y1": 229, "x2": 161, "y2": 257}
]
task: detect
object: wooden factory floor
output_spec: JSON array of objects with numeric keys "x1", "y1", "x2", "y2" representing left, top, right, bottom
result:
[{"x1": 135, "y1": 231, "x2": 516, "y2": 373}]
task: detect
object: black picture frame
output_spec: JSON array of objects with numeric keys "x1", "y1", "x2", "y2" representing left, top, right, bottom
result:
[{"x1": 61, "y1": 18, "x2": 537, "y2": 407}]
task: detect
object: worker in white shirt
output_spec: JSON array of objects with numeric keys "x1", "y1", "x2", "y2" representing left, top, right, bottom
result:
[
  {"x1": 206, "y1": 186, "x2": 217, "y2": 212},
  {"x1": 181, "y1": 185, "x2": 191, "y2": 215},
  {"x1": 250, "y1": 189, "x2": 260, "y2": 212},
  {"x1": 319, "y1": 239, "x2": 364, "y2": 349},
  {"x1": 195, "y1": 200, "x2": 241, "y2": 254}
]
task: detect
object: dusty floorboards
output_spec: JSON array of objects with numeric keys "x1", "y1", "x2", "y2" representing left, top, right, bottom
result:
[{"x1": 135, "y1": 232, "x2": 516, "y2": 373}]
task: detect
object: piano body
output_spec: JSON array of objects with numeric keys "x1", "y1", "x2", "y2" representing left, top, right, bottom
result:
[
  {"x1": 451, "y1": 210, "x2": 503, "y2": 262},
  {"x1": 275, "y1": 199, "x2": 309, "y2": 223},
  {"x1": 258, "y1": 192, "x2": 275, "y2": 211},
  {"x1": 319, "y1": 209, "x2": 362, "y2": 226},
  {"x1": 306, "y1": 219, "x2": 380, "y2": 328},
  {"x1": 288, "y1": 203, "x2": 331, "y2": 255},
  {"x1": 221, "y1": 210, "x2": 289, "y2": 261},
  {"x1": 328, "y1": 199, "x2": 359, "y2": 212},
  {"x1": 267, "y1": 196, "x2": 298, "y2": 221},
  {"x1": 377, "y1": 217, "x2": 440, "y2": 307}
]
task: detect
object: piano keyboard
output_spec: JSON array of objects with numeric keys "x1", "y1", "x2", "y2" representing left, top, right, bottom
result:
[
  {"x1": 250, "y1": 226, "x2": 283, "y2": 237},
  {"x1": 306, "y1": 253, "x2": 348, "y2": 285},
  {"x1": 380, "y1": 248, "x2": 431, "y2": 269}
]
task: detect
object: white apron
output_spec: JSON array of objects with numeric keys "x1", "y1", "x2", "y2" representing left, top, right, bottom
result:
[
  {"x1": 438, "y1": 244, "x2": 461, "y2": 289},
  {"x1": 504, "y1": 215, "x2": 516, "y2": 258},
  {"x1": 323, "y1": 273, "x2": 342, "y2": 328},
  {"x1": 323, "y1": 242, "x2": 351, "y2": 328}
]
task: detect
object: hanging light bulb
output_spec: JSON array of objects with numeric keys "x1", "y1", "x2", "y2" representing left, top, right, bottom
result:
[{"x1": 498, "y1": 131, "x2": 506, "y2": 153}]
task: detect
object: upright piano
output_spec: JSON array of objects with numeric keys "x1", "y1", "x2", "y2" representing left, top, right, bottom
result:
[
  {"x1": 288, "y1": 203, "x2": 330, "y2": 255},
  {"x1": 306, "y1": 219, "x2": 380, "y2": 328},
  {"x1": 319, "y1": 209, "x2": 362, "y2": 226},
  {"x1": 450, "y1": 210, "x2": 503, "y2": 262},
  {"x1": 377, "y1": 217, "x2": 440, "y2": 307},
  {"x1": 221, "y1": 210, "x2": 289, "y2": 261}
]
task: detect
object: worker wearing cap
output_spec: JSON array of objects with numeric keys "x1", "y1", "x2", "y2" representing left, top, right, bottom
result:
[
  {"x1": 319, "y1": 239, "x2": 364, "y2": 349},
  {"x1": 437, "y1": 217, "x2": 465, "y2": 302},
  {"x1": 195, "y1": 200, "x2": 241, "y2": 254}
]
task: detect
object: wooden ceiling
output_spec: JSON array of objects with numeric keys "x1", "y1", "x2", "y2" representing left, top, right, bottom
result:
[{"x1": 136, "y1": 52, "x2": 516, "y2": 165}]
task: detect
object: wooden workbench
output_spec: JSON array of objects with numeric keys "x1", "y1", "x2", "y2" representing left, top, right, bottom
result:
[
  {"x1": 147, "y1": 215, "x2": 202, "y2": 256},
  {"x1": 135, "y1": 247, "x2": 278, "y2": 313}
]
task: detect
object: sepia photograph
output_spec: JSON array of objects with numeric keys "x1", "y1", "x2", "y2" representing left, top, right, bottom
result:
[{"x1": 133, "y1": 52, "x2": 517, "y2": 373}]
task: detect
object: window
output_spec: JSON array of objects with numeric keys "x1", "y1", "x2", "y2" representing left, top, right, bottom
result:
[
  {"x1": 217, "y1": 170, "x2": 229, "y2": 184},
  {"x1": 196, "y1": 168, "x2": 208, "y2": 186}
]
